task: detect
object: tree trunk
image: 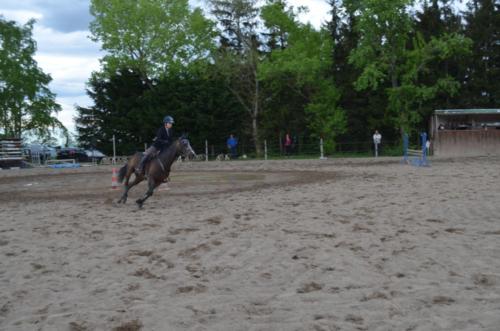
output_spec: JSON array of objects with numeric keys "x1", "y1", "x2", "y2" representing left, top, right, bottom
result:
[
  {"x1": 252, "y1": 115, "x2": 261, "y2": 157},
  {"x1": 390, "y1": 66, "x2": 405, "y2": 135}
]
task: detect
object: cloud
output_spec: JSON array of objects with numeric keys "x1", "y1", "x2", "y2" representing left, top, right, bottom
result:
[
  {"x1": 188, "y1": 0, "x2": 330, "y2": 29},
  {"x1": 0, "y1": 9, "x2": 42, "y2": 23},
  {"x1": 56, "y1": 95, "x2": 95, "y2": 134},
  {"x1": 0, "y1": 0, "x2": 91, "y2": 33},
  {"x1": 1, "y1": 2, "x2": 102, "y2": 140},
  {"x1": 35, "y1": 53, "x2": 100, "y2": 97},
  {"x1": 34, "y1": 54, "x2": 100, "y2": 136},
  {"x1": 287, "y1": 0, "x2": 331, "y2": 29},
  {"x1": 36, "y1": 0, "x2": 92, "y2": 33},
  {"x1": 32, "y1": 25, "x2": 101, "y2": 56}
]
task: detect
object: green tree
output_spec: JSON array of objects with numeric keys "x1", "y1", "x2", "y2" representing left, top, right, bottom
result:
[
  {"x1": 89, "y1": 0, "x2": 216, "y2": 83},
  {"x1": 209, "y1": 0, "x2": 264, "y2": 155},
  {"x1": 462, "y1": 0, "x2": 500, "y2": 107},
  {"x1": 76, "y1": 69, "x2": 151, "y2": 154},
  {"x1": 348, "y1": 0, "x2": 471, "y2": 134},
  {"x1": 0, "y1": 17, "x2": 63, "y2": 139},
  {"x1": 325, "y1": 0, "x2": 388, "y2": 145},
  {"x1": 414, "y1": 0, "x2": 466, "y2": 113},
  {"x1": 76, "y1": 66, "x2": 246, "y2": 155},
  {"x1": 260, "y1": 0, "x2": 345, "y2": 153}
]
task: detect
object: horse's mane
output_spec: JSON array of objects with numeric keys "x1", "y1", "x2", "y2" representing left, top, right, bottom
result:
[
  {"x1": 158, "y1": 139, "x2": 179, "y2": 157},
  {"x1": 158, "y1": 136, "x2": 188, "y2": 159}
]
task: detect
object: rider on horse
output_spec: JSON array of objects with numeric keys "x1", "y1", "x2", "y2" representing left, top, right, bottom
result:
[{"x1": 136, "y1": 115, "x2": 175, "y2": 176}]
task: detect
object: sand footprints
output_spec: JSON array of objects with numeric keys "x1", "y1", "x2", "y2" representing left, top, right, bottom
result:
[
  {"x1": 0, "y1": 301, "x2": 12, "y2": 318},
  {"x1": 117, "y1": 248, "x2": 175, "y2": 281},
  {"x1": 185, "y1": 305, "x2": 217, "y2": 325},
  {"x1": 472, "y1": 273, "x2": 496, "y2": 287},
  {"x1": 131, "y1": 267, "x2": 162, "y2": 280},
  {"x1": 69, "y1": 320, "x2": 89, "y2": 331},
  {"x1": 297, "y1": 282, "x2": 323, "y2": 293},
  {"x1": 344, "y1": 313, "x2": 364, "y2": 325},
  {"x1": 202, "y1": 216, "x2": 222, "y2": 225},
  {"x1": 111, "y1": 319, "x2": 143, "y2": 331},
  {"x1": 168, "y1": 227, "x2": 199, "y2": 235},
  {"x1": 176, "y1": 284, "x2": 207, "y2": 294},
  {"x1": 431, "y1": 296, "x2": 455, "y2": 305},
  {"x1": 178, "y1": 243, "x2": 211, "y2": 259}
]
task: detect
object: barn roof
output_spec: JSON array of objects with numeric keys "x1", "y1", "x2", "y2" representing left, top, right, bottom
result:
[{"x1": 435, "y1": 109, "x2": 500, "y2": 115}]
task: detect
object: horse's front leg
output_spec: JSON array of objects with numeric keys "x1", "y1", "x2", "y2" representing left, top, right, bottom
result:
[{"x1": 136, "y1": 179, "x2": 160, "y2": 208}]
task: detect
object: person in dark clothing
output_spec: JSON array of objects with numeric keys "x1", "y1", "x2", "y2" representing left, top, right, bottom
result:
[{"x1": 136, "y1": 115, "x2": 175, "y2": 176}]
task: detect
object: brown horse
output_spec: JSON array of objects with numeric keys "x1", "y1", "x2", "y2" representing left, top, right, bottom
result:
[{"x1": 116, "y1": 137, "x2": 195, "y2": 208}]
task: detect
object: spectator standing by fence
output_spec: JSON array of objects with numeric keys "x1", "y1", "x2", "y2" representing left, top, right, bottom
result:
[
  {"x1": 227, "y1": 134, "x2": 238, "y2": 159},
  {"x1": 284, "y1": 133, "x2": 292, "y2": 156},
  {"x1": 373, "y1": 130, "x2": 382, "y2": 157}
]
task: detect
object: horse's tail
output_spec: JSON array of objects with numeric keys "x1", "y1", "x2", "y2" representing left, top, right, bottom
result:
[{"x1": 117, "y1": 164, "x2": 128, "y2": 183}]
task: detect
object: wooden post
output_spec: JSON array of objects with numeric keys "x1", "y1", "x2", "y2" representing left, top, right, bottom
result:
[{"x1": 205, "y1": 140, "x2": 208, "y2": 161}]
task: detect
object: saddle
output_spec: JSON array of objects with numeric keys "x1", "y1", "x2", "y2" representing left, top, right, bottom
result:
[{"x1": 142, "y1": 151, "x2": 169, "y2": 183}]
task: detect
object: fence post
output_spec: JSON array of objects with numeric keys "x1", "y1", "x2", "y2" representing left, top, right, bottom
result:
[
  {"x1": 204, "y1": 140, "x2": 208, "y2": 161},
  {"x1": 264, "y1": 140, "x2": 268, "y2": 160},
  {"x1": 278, "y1": 134, "x2": 283, "y2": 155},
  {"x1": 112, "y1": 135, "x2": 116, "y2": 165},
  {"x1": 144, "y1": 143, "x2": 147, "y2": 151},
  {"x1": 320, "y1": 138, "x2": 327, "y2": 160}
]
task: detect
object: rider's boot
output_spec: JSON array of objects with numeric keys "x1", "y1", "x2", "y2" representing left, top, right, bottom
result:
[{"x1": 136, "y1": 154, "x2": 148, "y2": 176}]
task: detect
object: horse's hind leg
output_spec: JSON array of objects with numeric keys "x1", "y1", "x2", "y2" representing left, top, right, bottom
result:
[
  {"x1": 136, "y1": 179, "x2": 160, "y2": 209},
  {"x1": 118, "y1": 171, "x2": 144, "y2": 204}
]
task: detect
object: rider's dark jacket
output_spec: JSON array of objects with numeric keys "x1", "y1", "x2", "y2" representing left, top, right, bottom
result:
[{"x1": 152, "y1": 126, "x2": 175, "y2": 150}]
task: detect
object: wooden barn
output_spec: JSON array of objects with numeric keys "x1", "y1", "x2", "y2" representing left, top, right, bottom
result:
[{"x1": 430, "y1": 109, "x2": 500, "y2": 157}]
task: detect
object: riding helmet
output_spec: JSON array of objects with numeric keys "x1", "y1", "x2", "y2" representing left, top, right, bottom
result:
[{"x1": 163, "y1": 115, "x2": 174, "y2": 124}]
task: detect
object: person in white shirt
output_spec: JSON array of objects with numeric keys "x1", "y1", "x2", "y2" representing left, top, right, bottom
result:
[{"x1": 373, "y1": 130, "x2": 382, "y2": 157}]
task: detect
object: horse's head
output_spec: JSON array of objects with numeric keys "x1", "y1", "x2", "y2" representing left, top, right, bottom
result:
[{"x1": 177, "y1": 135, "x2": 196, "y2": 159}]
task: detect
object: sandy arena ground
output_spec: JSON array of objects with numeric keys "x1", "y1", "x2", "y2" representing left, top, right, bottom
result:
[{"x1": 1, "y1": 156, "x2": 499, "y2": 331}]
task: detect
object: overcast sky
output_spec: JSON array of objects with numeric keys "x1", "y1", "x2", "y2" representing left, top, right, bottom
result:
[{"x1": 0, "y1": 0, "x2": 331, "y2": 139}]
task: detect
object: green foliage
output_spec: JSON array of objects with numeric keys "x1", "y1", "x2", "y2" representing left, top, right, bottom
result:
[
  {"x1": 89, "y1": 0, "x2": 216, "y2": 80},
  {"x1": 79, "y1": 0, "x2": 492, "y2": 155},
  {"x1": 347, "y1": 0, "x2": 472, "y2": 133},
  {"x1": 76, "y1": 67, "x2": 246, "y2": 155},
  {"x1": 259, "y1": 1, "x2": 345, "y2": 151},
  {"x1": 0, "y1": 17, "x2": 64, "y2": 139},
  {"x1": 209, "y1": 0, "x2": 265, "y2": 155},
  {"x1": 305, "y1": 82, "x2": 345, "y2": 153},
  {"x1": 461, "y1": 0, "x2": 500, "y2": 107}
]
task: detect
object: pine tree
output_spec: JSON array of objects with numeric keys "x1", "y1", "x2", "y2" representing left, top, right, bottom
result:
[{"x1": 462, "y1": 0, "x2": 500, "y2": 107}]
